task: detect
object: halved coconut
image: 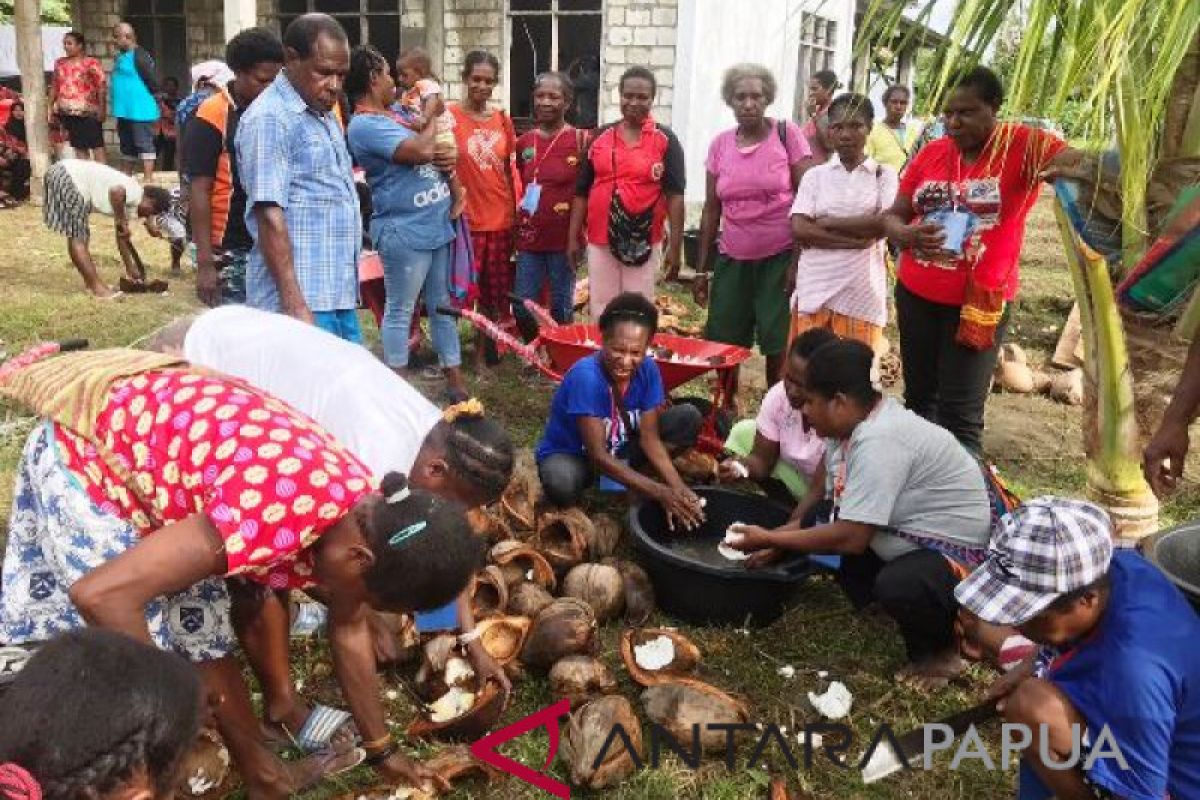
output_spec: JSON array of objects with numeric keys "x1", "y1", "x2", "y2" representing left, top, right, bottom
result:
[
  {"x1": 176, "y1": 728, "x2": 229, "y2": 796},
  {"x1": 672, "y1": 449, "x2": 718, "y2": 483},
  {"x1": 490, "y1": 540, "x2": 557, "y2": 591},
  {"x1": 588, "y1": 513, "x2": 623, "y2": 560},
  {"x1": 520, "y1": 597, "x2": 597, "y2": 670},
  {"x1": 1050, "y1": 368, "x2": 1084, "y2": 405},
  {"x1": 475, "y1": 615, "x2": 531, "y2": 667},
  {"x1": 426, "y1": 744, "x2": 502, "y2": 787},
  {"x1": 536, "y1": 508, "x2": 592, "y2": 574},
  {"x1": 407, "y1": 679, "x2": 507, "y2": 741},
  {"x1": 466, "y1": 507, "x2": 514, "y2": 543},
  {"x1": 561, "y1": 695, "x2": 644, "y2": 790},
  {"x1": 640, "y1": 680, "x2": 750, "y2": 753},
  {"x1": 995, "y1": 360, "x2": 1035, "y2": 394},
  {"x1": 500, "y1": 451, "x2": 540, "y2": 532},
  {"x1": 1000, "y1": 342, "x2": 1028, "y2": 365},
  {"x1": 506, "y1": 581, "x2": 554, "y2": 618},
  {"x1": 469, "y1": 566, "x2": 509, "y2": 620},
  {"x1": 620, "y1": 628, "x2": 701, "y2": 687},
  {"x1": 549, "y1": 655, "x2": 620, "y2": 709},
  {"x1": 561, "y1": 563, "x2": 625, "y2": 623},
  {"x1": 614, "y1": 560, "x2": 655, "y2": 625},
  {"x1": 414, "y1": 633, "x2": 462, "y2": 701}
]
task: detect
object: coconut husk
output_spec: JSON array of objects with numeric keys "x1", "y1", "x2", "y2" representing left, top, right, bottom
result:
[
  {"x1": 414, "y1": 634, "x2": 464, "y2": 701},
  {"x1": 490, "y1": 540, "x2": 557, "y2": 591},
  {"x1": 994, "y1": 360, "x2": 1035, "y2": 394},
  {"x1": 426, "y1": 745, "x2": 503, "y2": 787},
  {"x1": 614, "y1": 560, "x2": 655, "y2": 625},
  {"x1": 507, "y1": 581, "x2": 555, "y2": 618},
  {"x1": 549, "y1": 655, "x2": 620, "y2": 709},
  {"x1": 1032, "y1": 370, "x2": 1053, "y2": 394},
  {"x1": 1000, "y1": 343, "x2": 1028, "y2": 365},
  {"x1": 671, "y1": 449, "x2": 718, "y2": 483},
  {"x1": 176, "y1": 728, "x2": 229, "y2": 796},
  {"x1": 619, "y1": 628, "x2": 701, "y2": 687},
  {"x1": 535, "y1": 508, "x2": 592, "y2": 574},
  {"x1": 641, "y1": 680, "x2": 750, "y2": 753},
  {"x1": 1050, "y1": 368, "x2": 1084, "y2": 405},
  {"x1": 655, "y1": 295, "x2": 690, "y2": 318},
  {"x1": 370, "y1": 611, "x2": 419, "y2": 667},
  {"x1": 560, "y1": 695, "x2": 644, "y2": 789},
  {"x1": 407, "y1": 679, "x2": 507, "y2": 741},
  {"x1": 475, "y1": 615, "x2": 531, "y2": 667},
  {"x1": 520, "y1": 597, "x2": 597, "y2": 670},
  {"x1": 588, "y1": 513, "x2": 623, "y2": 560},
  {"x1": 500, "y1": 451, "x2": 540, "y2": 533},
  {"x1": 466, "y1": 507, "x2": 514, "y2": 543},
  {"x1": 469, "y1": 566, "x2": 509, "y2": 620},
  {"x1": 561, "y1": 563, "x2": 625, "y2": 623}
]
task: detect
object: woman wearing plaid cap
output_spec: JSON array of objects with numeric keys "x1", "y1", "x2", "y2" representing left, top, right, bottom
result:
[{"x1": 957, "y1": 497, "x2": 1200, "y2": 800}]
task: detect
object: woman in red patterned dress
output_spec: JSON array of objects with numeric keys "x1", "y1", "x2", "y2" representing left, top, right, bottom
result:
[{"x1": 49, "y1": 31, "x2": 108, "y2": 162}]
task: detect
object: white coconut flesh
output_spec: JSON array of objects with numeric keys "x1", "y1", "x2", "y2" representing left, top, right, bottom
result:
[
  {"x1": 428, "y1": 686, "x2": 476, "y2": 722},
  {"x1": 444, "y1": 656, "x2": 475, "y2": 688},
  {"x1": 807, "y1": 680, "x2": 853, "y2": 720},
  {"x1": 633, "y1": 635, "x2": 676, "y2": 670},
  {"x1": 717, "y1": 524, "x2": 749, "y2": 561}
]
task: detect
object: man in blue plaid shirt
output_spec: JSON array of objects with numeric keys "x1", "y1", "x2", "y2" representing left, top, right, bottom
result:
[{"x1": 237, "y1": 13, "x2": 363, "y2": 342}]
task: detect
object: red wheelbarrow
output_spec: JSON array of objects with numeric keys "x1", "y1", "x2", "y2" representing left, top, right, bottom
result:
[{"x1": 438, "y1": 299, "x2": 750, "y2": 454}]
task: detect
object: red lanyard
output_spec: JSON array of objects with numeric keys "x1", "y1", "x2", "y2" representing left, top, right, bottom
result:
[{"x1": 529, "y1": 126, "x2": 570, "y2": 182}]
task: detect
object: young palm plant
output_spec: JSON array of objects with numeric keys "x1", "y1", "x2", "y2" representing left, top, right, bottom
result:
[{"x1": 861, "y1": 0, "x2": 1200, "y2": 538}]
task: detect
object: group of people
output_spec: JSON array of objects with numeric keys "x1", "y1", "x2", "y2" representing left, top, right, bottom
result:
[{"x1": 9, "y1": 10, "x2": 1200, "y2": 800}]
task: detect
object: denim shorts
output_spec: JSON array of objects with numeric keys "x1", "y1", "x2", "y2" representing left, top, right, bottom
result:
[{"x1": 116, "y1": 118, "x2": 156, "y2": 159}]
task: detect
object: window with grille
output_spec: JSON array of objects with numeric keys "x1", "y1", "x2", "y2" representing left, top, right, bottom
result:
[
  {"x1": 124, "y1": 0, "x2": 188, "y2": 91},
  {"x1": 508, "y1": 0, "x2": 602, "y2": 127},
  {"x1": 795, "y1": 11, "x2": 838, "y2": 120},
  {"x1": 276, "y1": 0, "x2": 409, "y2": 69}
]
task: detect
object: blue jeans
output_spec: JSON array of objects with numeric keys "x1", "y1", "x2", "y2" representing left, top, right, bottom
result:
[
  {"x1": 312, "y1": 309, "x2": 363, "y2": 343},
  {"x1": 377, "y1": 234, "x2": 460, "y2": 369},
  {"x1": 513, "y1": 250, "x2": 574, "y2": 326}
]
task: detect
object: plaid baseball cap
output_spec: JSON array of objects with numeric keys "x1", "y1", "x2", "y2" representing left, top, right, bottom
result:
[{"x1": 954, "y1": 496, "x2": 1113, "y2": 626}]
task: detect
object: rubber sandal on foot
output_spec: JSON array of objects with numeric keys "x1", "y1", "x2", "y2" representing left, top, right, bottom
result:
[{"x1": 294, "y1": 704, "x2": 355, "y2": 753}]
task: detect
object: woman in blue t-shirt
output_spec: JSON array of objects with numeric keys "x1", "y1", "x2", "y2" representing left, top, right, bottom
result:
[
  {"x1": 536, "y1": 292, "x2": 705, "y2": 528},
  {"x1": 345, "y1": 45, "x2": 468, "y2": 403}
]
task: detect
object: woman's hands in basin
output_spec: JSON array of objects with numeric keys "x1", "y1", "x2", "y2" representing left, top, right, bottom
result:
[{"x1": 656, "y1": 484, "x2": 706, "y2": 532}]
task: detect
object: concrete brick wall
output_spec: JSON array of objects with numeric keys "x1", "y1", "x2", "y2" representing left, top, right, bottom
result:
[
  {"x1": 440, "y1": 0, "x2": 504, "y2": 101},
  {"x1": 602, "y1": 0, "x2": 678, "y2": 125}
]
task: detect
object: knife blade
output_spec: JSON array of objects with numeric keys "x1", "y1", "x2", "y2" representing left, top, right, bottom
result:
[{"x1": 861, "y1": 698, "x2": 999, "y2": 784}]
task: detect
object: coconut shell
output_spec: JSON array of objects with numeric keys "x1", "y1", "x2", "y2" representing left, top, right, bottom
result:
[
  {"x1": 620, "y1": 628, "x2": 702, "y2": 686},
  {"x1": 561, "y1": 563, "x2": 625, "y2": 623},
  {"x1": 560, "y1": 695, "x2": 644, "y2": 789},
  {"x1": 475, "y1": 615, "x2": 531, "y2": 666},
  {"x1": 588, "y1": 513, "x2": 623, "y2": 560},
  {"x1": 672, "y1": 449, "x2": 718, "y2": 483},
  {"x1": 466, "y1": 507, "x2": 514, "y2": 543},
  {"x1": 536, "y1": 508, "x2": 592, "y2": 574},
  {"x1": 469, "y1": 566, "x2": 509, "y2": 620},
  {"x1": 641, "y1": 680, "x2": 750, "y2": 753},
  {"x1": 500, "y1": 451, "x2": 540, "y2": 533},
  {"x1": 414, "y1": 633, "x2": 462, "y2": 701},
  {"x1": 407, "y1": 679, "x2": 507, "y2": 741},
  {"x1": 1000, "y1": 342, "x2": 1028, "y2": 365},
  {"x1": 995, "y1": 360, "x2": 1035, "y2": 393},
  {"x1": 1032, "y1": 370, "x2": 1053, "y2": 394},
  {"x1": 1050, "y1": 368, "x2": 1084, "y2": 405},
  {"x1": 549, "y1": 655, "x2": 620, "y2": 709},
  {"x1": 425, "y1": 744, "x2": 503, "y2": 787},
  {"x1": 520, "y1": 597, "x2": 597, "y2": 670},
  {"x1": 507, "y1": 581, "x2": 555, "y2": 618},
  {"x1": 176, "y1": 729, "x2": 229, "y2": 796},
  {"x1": 615, "y1": 560, "x2": 656, "y2": 625},
  {"x1": 490, "y1": 540, "x2": 557, "y2": 591},
  {"x1": 370, "y1": 612, "x2": 419, "y2": 667}
]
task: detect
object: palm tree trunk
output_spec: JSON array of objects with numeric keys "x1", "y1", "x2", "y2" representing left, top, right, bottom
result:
[
  {"x1": 14, "y1": 0, "x2": 49, "y2": 205},
  {"x1": 1052, "y1": 187, "x2": 1159, "y2": 541}
]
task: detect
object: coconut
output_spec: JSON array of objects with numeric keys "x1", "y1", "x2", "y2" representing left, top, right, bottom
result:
[
  {"x1": 561, "y1": 563, "x2": 625, "y2": 623},
  {"x1": 469, "y1": 566, "x2": 509, "y2": 620},
  {"x1": 612, "y1": 560, "x2": 656, "y2": 625},
  {"x1": 500, "y1": 451, "x2": 540, "y2": 532},
  {"x1": 549, "y1": 655, "x2": 620, "y2": 709},
  {"x1": 1050, "y1": 368, "x2": 1084, "y2": 405},
  {"x1": 414, "y1": 633, "x2": 462, "y2": 701},
  {"x1": 536, "y1": 508, "x2": 592, "y2": 574},
  {"x1": 466, "y1": 507, "x2": 513, "y2": 543},
  {"x1": 407, "y1": 679, "x2": 507, "y2": 741},
  {"x1": 672, "y1": 450, "x2": 718, "y2": 483},
  {"x1": 995, "y1": 360, "x2": 1035, "y2": 394},
  {"x1": 475, "y1": 615, "x2": 531, "y2": 667},
  {"x1": 640, "y1": 680, "x2": 750, "y2": 753},
  {"x1": 506, "y1": 581, "x2": 555, "y2": 618},
  {"x1": 1032, "y1": 370, "x2": 1054, "y2": 394},
  {"x1": 1000, "y1": 342, "x2": 1028, "y2": 365},
  {"x1": 426, "y1": 744, "x2": 502, "y2": 788},
  {"x1": 176, "y1": 729, "x2": 229, "y2": 796},
  {"x1": 620, "y1": 628, "x2": 701, "y2": 687},
  {"x1": 588, "y1": 514, "x2": 623, "y2": 560},
  {"x1": 520, "y1": 597, "x2": 597, "y2": 670},
  {"x1": 490, "y1": 540, "x2": 557, "y2": 591},
  {"x1": 560, "y1": 695, "x2": 644, "y2": 789}
]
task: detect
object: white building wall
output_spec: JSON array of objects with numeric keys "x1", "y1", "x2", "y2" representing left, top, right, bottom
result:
[{"x1": 673, "y1": 0, "x2": 857, "y2": 203}]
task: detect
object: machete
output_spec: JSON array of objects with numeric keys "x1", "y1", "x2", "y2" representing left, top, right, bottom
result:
[{"x1": 861, "y1": 698, "x2": 999, "y2": 784}]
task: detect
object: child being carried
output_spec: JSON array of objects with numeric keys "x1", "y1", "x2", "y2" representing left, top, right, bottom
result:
[{"x1": 394, "y1": 46, "x2": 466, "y2": 218}]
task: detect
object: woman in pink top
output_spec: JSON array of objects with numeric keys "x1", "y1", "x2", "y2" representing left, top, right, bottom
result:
[{"x1": 695, "y1": 64, "x2": 812, "y2": 387}]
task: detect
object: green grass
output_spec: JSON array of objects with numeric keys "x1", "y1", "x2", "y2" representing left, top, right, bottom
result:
[{"x1": 2, "y1": 194, "x2": 1199, "y2": 799}]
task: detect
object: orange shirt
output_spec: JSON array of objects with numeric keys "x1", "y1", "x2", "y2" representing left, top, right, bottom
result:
[{"x1": 448, "y1": 103, "x2": 517, "y2": 232}]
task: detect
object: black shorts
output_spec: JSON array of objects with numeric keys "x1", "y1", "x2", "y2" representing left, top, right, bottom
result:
[
  {"x1": 59, "y1": 113, "x2": 104, "y2": 151},
  {"x1": 116, "y1": 118, "x2": 156, "y2": 160}
]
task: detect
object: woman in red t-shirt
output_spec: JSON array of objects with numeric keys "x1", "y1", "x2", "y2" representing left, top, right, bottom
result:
[
  {"x1": 49, "y1": 30, "x2": 108, "y2": 163},
  {"x1": 568, "y1": 66, "x2": 686, "y2": 320},
  {"x1": 512, "y1": 71, "x2": 588, "y2": 338},
  {"x1": 882, "y1": 66, "x2": 1078, "y2": 453},
  {"x1": 448, "y1": 50, "x2": 519, "y2": 368}
]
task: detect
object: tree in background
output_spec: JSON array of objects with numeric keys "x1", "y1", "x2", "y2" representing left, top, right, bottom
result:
[{"x1": 0, "y1": 0, "x2": 70, "y2": 25}]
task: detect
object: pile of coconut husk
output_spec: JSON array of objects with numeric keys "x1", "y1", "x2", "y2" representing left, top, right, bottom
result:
[{"x1": 993, "y1": 343, "x2": 1084, "y2": 405}]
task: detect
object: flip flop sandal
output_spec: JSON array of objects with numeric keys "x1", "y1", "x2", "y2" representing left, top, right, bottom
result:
[
  {"x1": 0, "y1": 646, "x2": 33, "y2": 688},
  {"x1": 290, "y1": 601, "x2": 328, "y2": 639},
  {"x1": 292, "y1": 747, "x2": 367, "y2": 794},
  {"x1": 290, "y1": 704, "x2": 356, "y2": 753}
]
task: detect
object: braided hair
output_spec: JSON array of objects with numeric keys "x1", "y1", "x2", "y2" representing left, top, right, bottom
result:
[
  {"x1": 434, "y1": 401, "x2": 515, "y2": 503},
  {"x1": 0, "y1": 630, "x2": 202, "y2": 800}
]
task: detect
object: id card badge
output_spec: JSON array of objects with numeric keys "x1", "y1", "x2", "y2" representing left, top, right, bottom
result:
[
  {"x1": 520, "y1": 181, "x2": 543, "y2": 214},
  {"x1": 414, "y1": 601, "x2": 460, "y2": 633}
]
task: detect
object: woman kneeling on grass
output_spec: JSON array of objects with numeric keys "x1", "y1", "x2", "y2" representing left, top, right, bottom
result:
[
  {"x1": 0, "y1": 353, "x2": 484, "y2": 797},
  {"x1": 730, "y1": 338, "x2": 992, "y2": 689},
  {"x1": 535, "y1": 292, "x2": 705, "y2": 529},
  {"x1": 0, "y1": 629, "x2": 203, "y2": 800}
]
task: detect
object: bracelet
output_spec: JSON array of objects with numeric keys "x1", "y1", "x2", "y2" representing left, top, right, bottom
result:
[
  {"x1": 360, "y1": 733, "x2": 394, "y2": 754},
  {"x1": 364, "y1": 742, "x2": 399, "y2": 768}
]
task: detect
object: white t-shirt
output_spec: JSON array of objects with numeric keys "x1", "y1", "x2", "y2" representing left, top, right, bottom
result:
[
  {"x1": 61, "y1": 159, "x2": 144, "y2": 215},
  {"x1": 183, "y1": 306, "x2": 443, "y2": 477}
]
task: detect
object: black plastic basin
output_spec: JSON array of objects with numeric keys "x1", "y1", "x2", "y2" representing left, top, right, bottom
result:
[
  {"x1": 1143, "y1": 521, "x2": 1200, "y2": 612},
  {"x1": 628, "y1": 486, "x2": 816, "y2": 627}
]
